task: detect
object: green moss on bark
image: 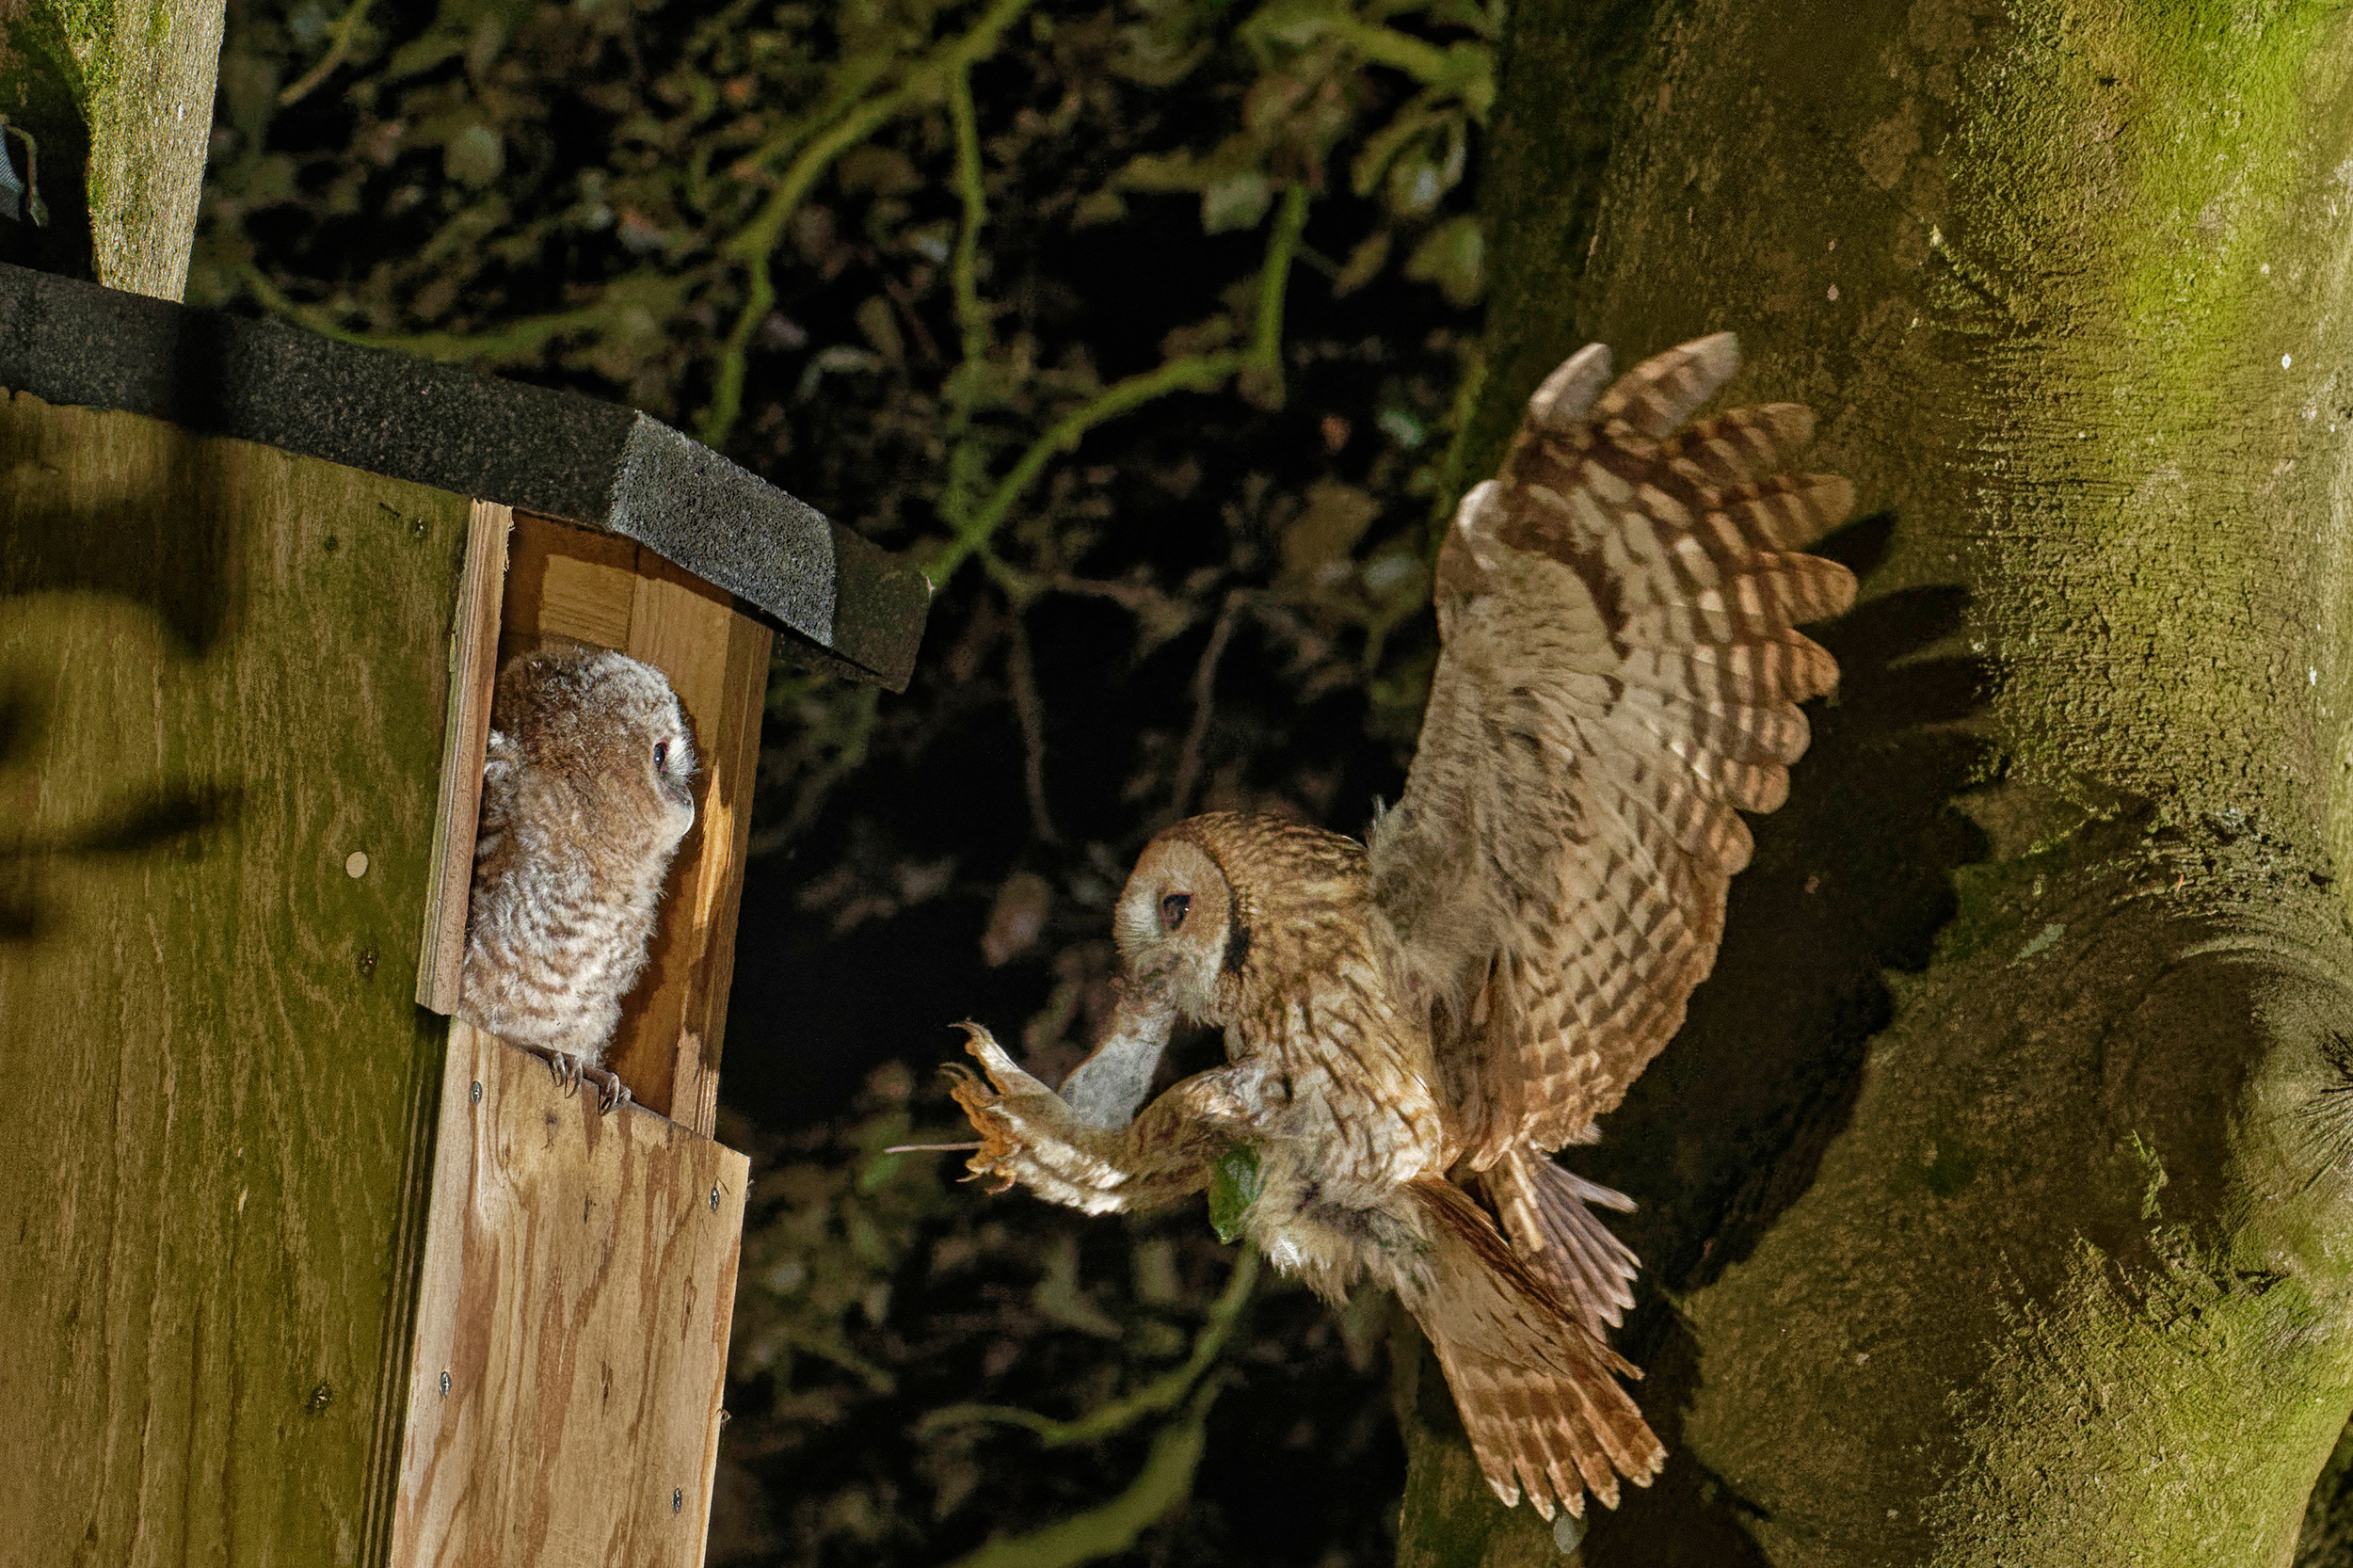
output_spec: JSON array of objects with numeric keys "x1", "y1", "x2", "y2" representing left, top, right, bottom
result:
[
  {"x1": 1420, "y1": 0, "x2": 2353, "y2": 1560},
  {"x1": 0, "y1": 0, "x2": 221, "y2": 296}
]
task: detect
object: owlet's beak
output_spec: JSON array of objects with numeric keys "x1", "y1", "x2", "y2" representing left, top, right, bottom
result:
[{"x1": 1057, "y1": 982, "x2": 1177, "y2": 1129}]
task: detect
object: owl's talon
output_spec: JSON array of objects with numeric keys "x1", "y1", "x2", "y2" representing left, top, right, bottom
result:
[
  {"x1": 584, "y1": 1066, "x2": 632, "y2": 1115},
  {"x1": 944, "y1": 1023, "x2": 1137, "y2": 1209},
  {"x1": 517, "y1": 1042, "x2": 586, "y2": 1098},
  {"x1": 955, "y1": 1022, "x2": 1051, "y2": 1097}
]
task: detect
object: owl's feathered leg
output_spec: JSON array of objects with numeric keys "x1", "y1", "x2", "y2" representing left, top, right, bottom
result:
[
  {"x1": 1482, "y1": 1146, "x2": 1640, "y2": 1338},
  {"x1": 1387, "y1": 1177, "x2": 1663, "y2": 1521},
  {"x1": 948, "y1": 1024, "x2": 1240, "y2": 1215}
]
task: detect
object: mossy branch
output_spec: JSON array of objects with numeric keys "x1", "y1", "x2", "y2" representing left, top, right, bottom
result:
[
  {"x1": 1241, "y1": 181, "x2": 1309, "y2": 407},
  {"x1": 744, "y1": 681, "x2": 879, "y2": 858},
  {"x1": 937, "y1": 1377, "x2": 1224, "y2": 1568},
  {"x1": 240, "y1": 266, "x2": 642, "y2": 360},
  {"x1": 920, "y1": 1246, "x2": 1259, "y2": 1448},
  {"x1": 699, "y1": 0, "x2": 1035, "y2": 449},
  {"x1": 926, "y1": 184, "x2": 1315, "y2": 587},
  {"x1": 937, "y1": 59, "x2": 995, "y2": 531},
  {"x1": 920, "y1": 352, "x2": 1237, "y2": 585},
  {"x1": 277, "y1": 0, "x2": 376, "y2": 107},
  {"x1": 719, "y1": 50, "x2": 897, "y2": 201},
  {"x1": 1340, "y1": 24, "x2": 1490, "y2": 110},
  {"x1": 946, "y1": 64, "x2": 993, "y2": 377}
]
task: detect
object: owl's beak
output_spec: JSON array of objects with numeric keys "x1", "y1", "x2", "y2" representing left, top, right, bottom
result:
[{"x1": 1057, "y1": 982, "x2": 1176, "y2": 1130}]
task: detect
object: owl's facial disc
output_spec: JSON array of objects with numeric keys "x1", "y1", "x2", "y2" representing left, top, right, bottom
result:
[{"x1": 1113, "y1": 837, "x2": 1232, "y2": 1024}]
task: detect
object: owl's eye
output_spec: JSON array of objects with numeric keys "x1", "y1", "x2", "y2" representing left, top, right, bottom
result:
[
  {"x1": 1159, "y1": 892, "x2": 1191, "y2": 932},
  {"x1": 653, "y1": 741, "x2": 669, "y2": 772}
]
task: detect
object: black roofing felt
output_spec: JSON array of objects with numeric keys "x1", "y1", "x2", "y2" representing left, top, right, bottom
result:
[{"x1": 0, "y1": 261, "x2": 928, "y2": 689}]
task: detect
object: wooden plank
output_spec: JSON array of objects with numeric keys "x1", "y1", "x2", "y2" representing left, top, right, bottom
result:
[
  {"x1": 671, "y1": 607, "x2": 772, "y2": 1138},
  {"x1": 0, "y1": 389, "x2": 465, "y2": 1566},
  {"x1": 609, "y1": 551, "x2": 748, "y2": 1136},
  {"x1": 414, "y1": 501, "x2": 512, "y2": 1013},
  {"x1": 502, "y1": 509, "x2": 638, "y2": 661},
  {"x1": 391, "y1": 1019, "x2": 747, "y2": 1568}
]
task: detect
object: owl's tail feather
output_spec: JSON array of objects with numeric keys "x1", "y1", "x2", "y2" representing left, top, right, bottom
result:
[
  {"x1": 1483, "y1": 1145, "x2": 1640, "y2": 1338},
  {"x1": 1398, "y1": 1177, "x2": 1665, "y2": 1521}
]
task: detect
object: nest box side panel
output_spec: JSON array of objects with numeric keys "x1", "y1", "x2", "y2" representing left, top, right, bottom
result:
[
  {"x1": 392, "y1": 1019, "x2": 748, "y2": 1567},
  {"x1": 0, "y1": 391, "x2": 464, "y2": 1565},
  {"x1": 415, "y1": 501, "x2": 510, "y2": 1014}
]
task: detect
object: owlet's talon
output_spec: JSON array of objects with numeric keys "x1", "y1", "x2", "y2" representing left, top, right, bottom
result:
[
  {"x1": 517, "y1": 1041, "x2": 583, "y2": 1097},
  {"x1": 584, "y1": 1066, "x2": 632, "y2": 1115}
]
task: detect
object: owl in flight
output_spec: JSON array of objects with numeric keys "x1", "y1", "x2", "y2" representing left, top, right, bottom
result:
[
  {"x1": 459, "y1": 643, "x2": 698, "y2": 1113},
  {"x1": 944, "y1": 334, "x2": 1855, "y2": 1518}
]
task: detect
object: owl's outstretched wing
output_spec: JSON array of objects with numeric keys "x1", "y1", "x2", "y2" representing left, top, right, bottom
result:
[{"x1": 1367, "y1": 334, "x2": 1854, "y2": 1169}]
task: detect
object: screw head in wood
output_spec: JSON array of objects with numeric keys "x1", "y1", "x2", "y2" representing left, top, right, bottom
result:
[
  {"x1": 471, "y1": 1080, "x2": 483, "y2": 1105},
  {"x1": 440, "y1": 1370, "x2": 451, "y2": 1398},
  {"x1": 709, "y1": 1184, "x2": 721, "y2": 1212},
  {"x1": 672, "y1": 1489, "x2": 683, "y2": 1514}
]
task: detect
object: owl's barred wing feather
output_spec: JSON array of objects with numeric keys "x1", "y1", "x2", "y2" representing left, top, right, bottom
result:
[
  {"x1": 1369, "y1": 334, "x2": 1854, "y2": 1166},
  {"x1": 1481, "y1": 1145, "x2": 1639, "y2": 1338}
]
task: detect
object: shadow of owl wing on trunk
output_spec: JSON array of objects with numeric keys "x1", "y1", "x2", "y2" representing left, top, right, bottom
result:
[{"x1": 1366, "y1": 333, "x2": 1857, "y2": 1308}]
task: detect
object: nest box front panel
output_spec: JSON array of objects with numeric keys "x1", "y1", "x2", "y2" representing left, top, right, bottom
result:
[{"x1": 392, "y1": 1018, "x2": 748, "y2": 1566}]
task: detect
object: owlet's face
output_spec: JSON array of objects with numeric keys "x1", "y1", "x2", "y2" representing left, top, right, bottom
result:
[
  {"x1": 497, "y1": 645, "x2": 698, "y2": 850},
  {"x1": 635, "y1": 692, "x2": 696, "y2": 824},
  {"x1": 615, "y1": 674, "x2": 697, "y2": 849},
  {"x1": 1112, "y1": 836, "x2": 1235, "y2": 1025}
]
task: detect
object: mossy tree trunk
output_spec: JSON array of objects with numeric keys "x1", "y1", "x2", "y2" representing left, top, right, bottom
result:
[
  {"x1": 0, "y1": 0, "x2": 222, "y2": 296},
  {"x1": 1401, "y1": 1, "x2": 2353, "y2": 1564}
]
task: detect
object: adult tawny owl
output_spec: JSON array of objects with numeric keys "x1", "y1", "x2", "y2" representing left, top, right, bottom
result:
[
  {"x1": 944, "y1": 334, "x2": 1856, "y2": 1518},
  {"x1": 458, "y1": 643, "x2": 698, "y2": 1112}
]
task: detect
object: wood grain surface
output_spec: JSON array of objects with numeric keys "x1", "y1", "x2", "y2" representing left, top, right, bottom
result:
[
  {"x1": 0, "y1": 389, "x2": 465, "y2": 1566},
  {"x1": 415, "y1": 502, "x2": 512, "y2": 1014},
  {"x1": 391, "y1": 1018, "x2": 748, "y2": 1568},
  {"x1": 495, "y1": 511, "x2": 771, "y2": 1133}
]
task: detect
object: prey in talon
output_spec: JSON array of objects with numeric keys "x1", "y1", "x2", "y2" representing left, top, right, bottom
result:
[
  {"x1": 938, "y1": 334, "x2": 1856, "y2": 1520},
  {"x1": 456, "y1": 643, "x2": 700, "y2": 1116}
]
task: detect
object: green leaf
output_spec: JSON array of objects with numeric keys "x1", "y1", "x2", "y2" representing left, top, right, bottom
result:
[
  {"x1": 1334, "y1": 227, "x2": 1391, "y2": 295},
  {"x1": 1403, "y1": 214, "x2": 1484, "y2": 307},
  {"x1": 1201, "y1": 169, "x2": 1273, "y2": 233},
  {"x1": 443, "y1": 122, "x2": 504, "y2": 186},
  {"x1": 1207, "y1": 1144, "x2": 1264, "y2": 1243}
]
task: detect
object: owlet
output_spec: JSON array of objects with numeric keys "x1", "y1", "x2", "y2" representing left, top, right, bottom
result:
[
  {"x1": 944, "y1": 334, "x2": 1856, "y2": 1518},
  {"x1": 458, "y1": 643, "x2": 698, "y2": 1112}
]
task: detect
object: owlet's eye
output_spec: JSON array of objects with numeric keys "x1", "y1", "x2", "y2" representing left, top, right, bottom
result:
[
  {"x1": 653, "y1": 741, "x2": 669, "y2": 772},
  {"x1": 1159, "y1": 892, "x2": 1191, "y2": 932}
]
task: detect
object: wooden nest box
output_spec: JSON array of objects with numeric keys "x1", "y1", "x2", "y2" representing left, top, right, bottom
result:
[{"x1": 0, "y1": 262, "x2": 929, "y2": 1566}]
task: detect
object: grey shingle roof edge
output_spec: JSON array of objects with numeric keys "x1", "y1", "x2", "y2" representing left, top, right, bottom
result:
[{"x1": 0, "y1": 261, "x2": 931, "y2": 690}]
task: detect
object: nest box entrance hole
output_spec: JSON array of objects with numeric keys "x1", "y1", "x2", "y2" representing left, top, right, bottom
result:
[{"x1": 414, "y1": 502, "x2": 771, "y2": 1134}]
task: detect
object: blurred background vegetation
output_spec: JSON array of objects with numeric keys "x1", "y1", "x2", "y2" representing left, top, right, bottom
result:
[{"x1": 197, "y1": 0, "x2": 1493, "y2": 1558}]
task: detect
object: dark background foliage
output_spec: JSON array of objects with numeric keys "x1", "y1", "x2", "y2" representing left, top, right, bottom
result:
[{"x1": 197, "y1": 0, "x2": 1497, "y2": 1557}]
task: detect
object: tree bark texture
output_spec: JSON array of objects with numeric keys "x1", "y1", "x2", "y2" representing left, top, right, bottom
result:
[
  {"x1": 1401, "y1": 2, "x2": 2353, "y2": 1564},
  {"x1": 0, "y1": 0, "x2": 222, "y2": 297}
]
